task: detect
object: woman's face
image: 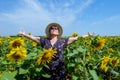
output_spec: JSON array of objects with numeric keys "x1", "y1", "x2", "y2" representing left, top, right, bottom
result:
[{"x1": 49, "y1": 26, "x2": 59, "y2": 36}]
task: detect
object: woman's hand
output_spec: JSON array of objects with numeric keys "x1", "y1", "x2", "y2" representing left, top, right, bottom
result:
[
  {"x1": 83, "y1": 32, "x2": 95, "y2": 38},
  {"x1": 67, "y1": 36, "x2": 78, "y2": 45},
  {"x1": 18, "y1": 31, "x2": 25, "y2": 35}
]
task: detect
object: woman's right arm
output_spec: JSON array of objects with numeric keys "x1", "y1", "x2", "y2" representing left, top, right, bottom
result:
[{"x1": 18, "y1": 31, "x2": 40, "y2": 44}]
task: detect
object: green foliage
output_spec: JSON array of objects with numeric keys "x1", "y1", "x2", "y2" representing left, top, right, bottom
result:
[{"x1": 0, "y1": 35, "x2": 120, "y2": 80}]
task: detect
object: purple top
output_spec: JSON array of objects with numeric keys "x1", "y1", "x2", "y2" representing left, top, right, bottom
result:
[{"x1": 40, "y1": 37, "x2": 68, "y2": 79}]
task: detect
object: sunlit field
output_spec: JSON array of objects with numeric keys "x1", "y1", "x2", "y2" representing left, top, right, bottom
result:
[{"x1": 0, "y1": 33, "x2": 120, "y2": 80}]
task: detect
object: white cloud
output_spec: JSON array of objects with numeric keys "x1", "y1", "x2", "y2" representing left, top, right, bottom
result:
[{"x1": 0, "y1": 0, "x2": 94, "y2": 36}]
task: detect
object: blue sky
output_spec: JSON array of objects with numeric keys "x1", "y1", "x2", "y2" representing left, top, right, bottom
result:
[{"x1": 0, "y1": 0, "x2": 120, "y2": 36}]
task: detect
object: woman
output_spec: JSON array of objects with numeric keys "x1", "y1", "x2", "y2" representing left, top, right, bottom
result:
[{"x1": 18, "y1": 23, "x2": 89, "y2": 80}]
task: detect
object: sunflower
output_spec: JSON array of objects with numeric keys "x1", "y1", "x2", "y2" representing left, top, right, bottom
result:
[
  {"x1": 86, "y1": 52, "x2": 91, "y2": 59},
  {"x1": 36, "y1": 48, "x2": 57, "y2": 65},
  {"x1": 6, "y1": 47, "x2": 27, "y2": 62},
  {"x1": 71, "y1": 32, "x2": 78, "y2": 37},
  {"x1": 90, "y1": 37, "x2": 105, "y2": 51},
  {"x1": 0, "y1": 72, "x2": 2, "y2": 77},
  {"x1": 28, "y1": 32, "x2": 32, "y2": 35},
  {"x1": 110, "y1": 57, "x2": 119, "y2": 68},
  {"x1": 9, "y1": 38, "x2": 25, "y2": 49},
  {"x1": 6, "y1": 36, "x2": 11, "y2": 41},
  {"x1": 0, "y1": 38, "x2": 4, "y2": 45},
  {"x1": 100, "y1": 55, "x2": 110, "y2": 72},
  {"x1": 109, "y1": 48, "x2": 114, "y2": 53},
  {"x1": 100, "y1": 65, "x2": 108, "y2": 72},
  {"x1": 32, "y1": 41, "x2": 37, "y2": 47}
]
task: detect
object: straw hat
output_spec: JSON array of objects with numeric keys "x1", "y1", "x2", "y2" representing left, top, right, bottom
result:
[{"x1": 45, "y1": 23, "x2": 63, "y2": 37}]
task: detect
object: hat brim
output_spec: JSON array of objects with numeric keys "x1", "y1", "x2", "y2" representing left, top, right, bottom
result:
[{"x1": 45, "y1": 23, "x2": 63, "y2": 37}]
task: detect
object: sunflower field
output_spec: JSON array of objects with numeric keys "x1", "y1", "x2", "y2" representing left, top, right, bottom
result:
[{"x1": 0, "y1": 34, "x2": 120, "y2": 80}]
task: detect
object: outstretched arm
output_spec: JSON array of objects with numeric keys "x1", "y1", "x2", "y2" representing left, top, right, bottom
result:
[
  {"x1": 67, "y1": 36, "x2": 78, "y2": 45},
  {"x1": 67, "y1": 32, "x2": 94, "y2": 45},
  {"x1": 18, "y1": 31, "x2": 40, "y2": 44}
]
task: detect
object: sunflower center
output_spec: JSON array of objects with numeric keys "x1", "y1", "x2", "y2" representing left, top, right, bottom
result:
[
  {"x1": 111, "y1": 60, "x2": 116, "y2": 65},
  {"x1": 12, "y1": 52, "x2": 21, "y2": 59},
  {"x1": 42, "y1": 52, "x2": 49, "y2": 60},
  {"x1": 12, "y1": 41, "x2": 21, "y2": 48},
  {"x1": 95, "y1": 42, "x2": 101, "y2": 47}
]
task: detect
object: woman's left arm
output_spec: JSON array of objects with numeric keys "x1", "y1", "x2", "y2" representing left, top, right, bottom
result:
[
  {"x1": 67, "y1": 32, "x2": 94, "y2": 45},
  {"x1": 67, "y1": 36, "x2": 78, "y2": 45}
]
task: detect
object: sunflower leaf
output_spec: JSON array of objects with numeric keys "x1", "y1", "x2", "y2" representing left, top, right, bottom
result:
[
  {"x1": 19, "y1": 68, "x2": 28, "y2": 74},
  {"x1": 42, "y1": 73, "x2": 51, "y2": 78},
  {"x1": 89, "y1": 70, "x2": 99, "y2": 80}
]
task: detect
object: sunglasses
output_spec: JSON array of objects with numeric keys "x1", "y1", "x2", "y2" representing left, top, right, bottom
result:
[{"x1": 50, "y1": 27, "x2": 58, "y2": 30}]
